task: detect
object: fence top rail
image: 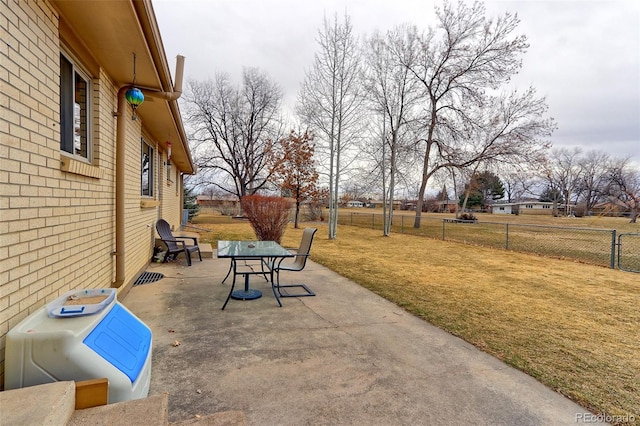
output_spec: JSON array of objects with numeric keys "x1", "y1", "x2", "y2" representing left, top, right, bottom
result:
[
  {"x1": 346, "y1": 211, "x2": 618, "y2": 233},
  {"x1": 479, "y1": 221, "x2": 616, "y2": 233}
]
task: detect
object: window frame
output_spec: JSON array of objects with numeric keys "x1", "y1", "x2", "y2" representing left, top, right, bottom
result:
[
  {"x1": 59, "y1": 50, "x2": 92, "y2": 162},
  {"x1": 141, "y1": 138, "x2": 154, "y2": 197}
]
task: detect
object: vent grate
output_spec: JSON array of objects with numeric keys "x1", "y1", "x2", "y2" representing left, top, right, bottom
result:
[{"x1": 134, "y1": 272, "x2": 165, "y2": 286}]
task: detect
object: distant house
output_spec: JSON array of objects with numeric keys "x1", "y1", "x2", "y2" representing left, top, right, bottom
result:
[
  {"x1": 591, "y1": 201, "x2": 630, "y2": 217},
  {"x1": 519, "y1": 202, "x2": 578, "y2": 215},
  {"x1": 490, "y1": 202, "x2": 575, "y2": 215},
  {"x1": 347, "y1": 200, "x2": 365, "y2": 208},
  {"x1": 518, "y1": 202, "x2": 554, "y2": 214},
  {"x1": 197, "y1": 194, "x2": 238, "y2": 208},
  {"x1": 491, "y1": 203, "x2": 516, "y2": 214},
  {"x1": 367, "y1": 200, "x2": 402, "y2": 209},
  {"x1": 401, "y1": 199, "x2": 455, "y2": 212},
  {"x1": 1, "y1": 0, "x2": 195, "y2": 389}
]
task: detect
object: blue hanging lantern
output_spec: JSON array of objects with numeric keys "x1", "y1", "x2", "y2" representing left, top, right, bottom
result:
[
  {"x1": 125, "y1": 53, "x2": 144, "y2": 120},
  {"x1": 125, "y1": 86, "x2": 144, "y2": 120}
]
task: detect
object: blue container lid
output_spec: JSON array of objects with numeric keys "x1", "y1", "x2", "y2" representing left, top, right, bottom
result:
[{"x1": 84, "y1": 304, "x2": 151, "y2": 383}]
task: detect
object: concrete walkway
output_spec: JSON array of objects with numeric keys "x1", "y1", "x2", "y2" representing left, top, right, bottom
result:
[{"x1": 123, "y1": 255, "x2": 600, "y2": 425}]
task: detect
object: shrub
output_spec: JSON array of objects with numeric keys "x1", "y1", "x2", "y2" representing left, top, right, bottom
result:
[
  {"x1": 304, "y1": 202, "x2": 325, "y2": 222},
  {"x1": 219, "y1": 201, "x2": 238, "y2": 216},
  {"x1": 240, "y1": 195, "x2": 292, "y2": 243},
  {"x1": 574, "y1": 204, "x2": 586, "y2": 218}
]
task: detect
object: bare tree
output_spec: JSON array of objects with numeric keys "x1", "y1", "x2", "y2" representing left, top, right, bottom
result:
[
  {"x1": 606, "y1": 158, "x2": 639, "y2": 223},
  {"x1": 577, "y1": 150, "x2": 611, "y2": 213},
  {"x1": 354, "y1": 119, "x2": 419, "y2": 215},
  {"x1": 542, "y1": 147, "x2": 583, "y2": 216},
  {"x1": 447, "y1": 87, "x2": 554, "y2": 217},
  {"x1": 338, "y1": 181, "x2": 364, "y2": 203},
  {"x1": 500, "y1": 166, "x2": 538, "y2": 203},
  {"x1": 185, "y1": 68, "x2": 284, "y2": 199},
  {"x1": 401, "y1": 1, "x2": 536, "y2": 227},
  {"x1": 297, "y1": 13, "x2": 364, "y2": 239},
  {"x1": 364, "y1": 26, "x2": 423, "y2": 236}
]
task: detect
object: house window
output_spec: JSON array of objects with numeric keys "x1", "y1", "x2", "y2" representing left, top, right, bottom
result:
[
  {"x1": 141, "y1": 139, "x2": 154, "y2": 196},
  {"x1": 60, "y1": 52, "x2": 91, "y2": 160}
]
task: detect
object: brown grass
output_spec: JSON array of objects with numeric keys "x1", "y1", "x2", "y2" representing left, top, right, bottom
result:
[
  {"x1": 194, "y1": 212, "x2": 639, "y2": 423},
  {"x1": 340, "y1": 210, "x2": 639, "y2": 269}
]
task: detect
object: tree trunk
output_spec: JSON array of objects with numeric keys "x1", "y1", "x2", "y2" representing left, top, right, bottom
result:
[
  {"x1": 413, "y1": 140, "x2": 432, "y2": 228},
  {"x1": 294, "y1": 200, "x2": 300, "y2": 228},
  {"x1": 381, "y1": 117, "x2": 389, "y2": 236},
  {"x1": 384, "y1": 129, "x2": 398, "y2": 237}
]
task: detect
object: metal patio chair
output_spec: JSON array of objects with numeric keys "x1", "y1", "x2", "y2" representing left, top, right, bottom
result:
[{"x1": 272, "y1": 227, "x2": 317, "y2": 298}]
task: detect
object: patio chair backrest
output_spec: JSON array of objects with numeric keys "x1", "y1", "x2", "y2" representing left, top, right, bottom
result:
[{"x1": 291, "y1": 227, "x2": 317, "y2": 271}]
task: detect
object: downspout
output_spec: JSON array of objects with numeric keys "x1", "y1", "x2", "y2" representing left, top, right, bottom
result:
[
  {"x1": 143, "y1": 55, "x2": 184, "y2": 101},
  {"x1": 114, "y1": 86, "x2": 128, "y2": 288},
  {"x1": 113, "y1": 55, "x2": 185, "y2": 288}
]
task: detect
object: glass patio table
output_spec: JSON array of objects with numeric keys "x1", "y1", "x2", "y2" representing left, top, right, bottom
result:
[{"x1": 217, "y1": 240, "x2": 294, "y2": 309}]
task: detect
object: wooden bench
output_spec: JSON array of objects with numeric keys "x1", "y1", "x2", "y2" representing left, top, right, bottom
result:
[{"x1": 443, "y1": 218, "x2": 477, "y2": 224}]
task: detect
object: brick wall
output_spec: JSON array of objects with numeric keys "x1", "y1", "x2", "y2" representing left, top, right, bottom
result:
[
  {"x1": 160, "y1": 150, "x2": 183, "y2": 229},
  {"x1": 0, "y1": 0, "x2": 183, "y2": 389},
  {"x1": 1, "y1": 0, "x2": 75, "y2": 389}
]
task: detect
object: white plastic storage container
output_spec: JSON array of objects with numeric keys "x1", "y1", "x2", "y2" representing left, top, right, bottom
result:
[{"x1": 5, "y1": 290, "x2": 152, "y2": 403}]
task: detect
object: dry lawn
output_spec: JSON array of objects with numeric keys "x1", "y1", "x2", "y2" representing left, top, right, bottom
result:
[{"x1": 194, "y1": 213, "x2": 639, "y2": 422}]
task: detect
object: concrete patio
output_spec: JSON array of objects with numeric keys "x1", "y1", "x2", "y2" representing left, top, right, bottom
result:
[{"x1": 122, "y1": 253, "x2": 601, "y2": 425}]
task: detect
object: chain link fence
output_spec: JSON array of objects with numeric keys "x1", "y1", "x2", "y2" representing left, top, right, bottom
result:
[
  {"x1": 618, "y1": 233, "x2": 640, "y2": 273},
  {"x1": 339, "y1": 212, "x2": 636, "y2": 270}
]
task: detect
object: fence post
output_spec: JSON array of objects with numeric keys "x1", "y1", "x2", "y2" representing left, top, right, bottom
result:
[
  {"x1": 505, "y1": 223, "x2": 509, "y2": 249},
  {"x1": 610, "y1": 230, "x2": 616, "y2": 269},
  {"x1": 442, "y1": 220, "x2": 446, "y2": 240},
  {"x1": 350, "y1": 212, "x2": 353, "y2": 226},
  {"x1": 372, "y1": 214, "x2": 375, "y2": 229}
]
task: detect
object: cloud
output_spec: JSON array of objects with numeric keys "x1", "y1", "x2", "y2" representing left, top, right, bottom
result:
[{"x1": 154, "y1": 0, "x2": 639, "y2": 161}]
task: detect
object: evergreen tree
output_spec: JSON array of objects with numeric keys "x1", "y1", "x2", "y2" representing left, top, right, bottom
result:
[
  {"x1": 183, "y1": 186, "x2": 200, "y2": 221},
  {"x1": 476, "y1": 171, "x2": 505, "y2": 205},
  {"x1": 458, "y1": 191, "x2": 484, "y2": 209},
  {"x1": 460, "y1": 171, "x2": 505, "y2": 210},
  {"x1": 539, "y1": 186, "x2": 564, "y2": 204}
]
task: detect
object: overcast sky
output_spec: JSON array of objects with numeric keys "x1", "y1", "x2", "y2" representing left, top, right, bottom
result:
[{"x1": 153, "y1": 0, "x2": 639, "y2": 162}]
